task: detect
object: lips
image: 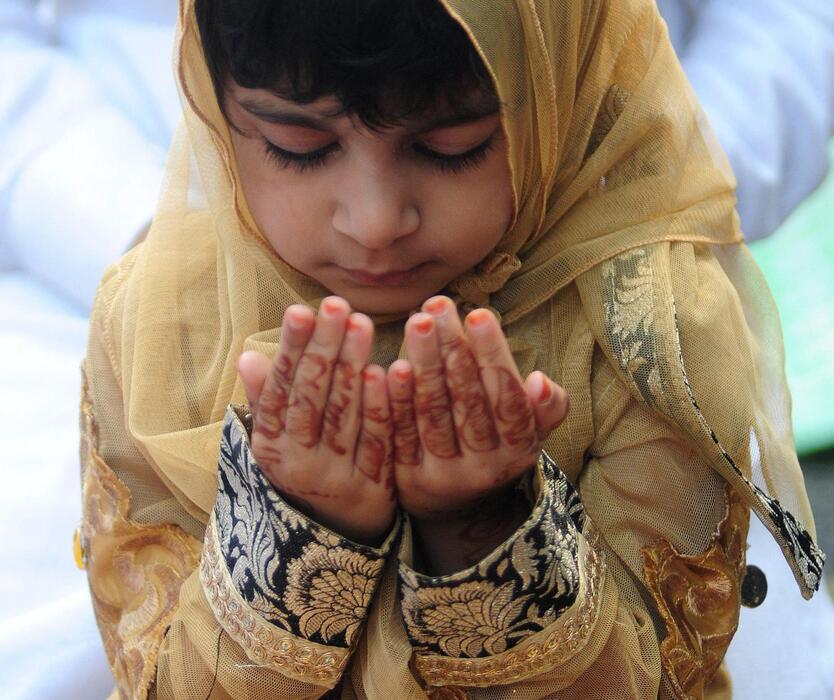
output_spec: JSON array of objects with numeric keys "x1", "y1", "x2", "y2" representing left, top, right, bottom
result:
[{"x1": 341, "y1": 262, "x2": 427, "y2": 287}]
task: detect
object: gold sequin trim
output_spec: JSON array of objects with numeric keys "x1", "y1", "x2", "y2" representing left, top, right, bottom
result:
[
  {"x1": 414, "y1": 527, "x2": 605, "y2": 688},
  {"x1": 199, "y1": 515, "x2": 348, "y2": 687}
]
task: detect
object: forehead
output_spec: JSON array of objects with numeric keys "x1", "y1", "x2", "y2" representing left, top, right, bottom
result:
[{"x1": 228, "y1": 82, "x2": 502, "y2": 133}]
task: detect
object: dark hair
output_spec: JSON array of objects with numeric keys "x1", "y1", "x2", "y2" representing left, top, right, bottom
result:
[{"x1": 195, "y1": 0, "x2": 497, "y2": 129}]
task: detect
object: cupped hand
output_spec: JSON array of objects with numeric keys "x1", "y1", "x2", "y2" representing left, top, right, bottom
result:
[
  {"x1": 387, "y1": 295, "x2": 569, "y2": 521},
  {"x1": 237, "y1": 297, "x2": 396, "y2": 545}
]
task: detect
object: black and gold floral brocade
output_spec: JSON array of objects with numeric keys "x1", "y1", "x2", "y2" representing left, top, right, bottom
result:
[
  {"x1": 200, "y1": 405, "x2": 397, "y2": 670},
  {"x1": 399, "y1": 453, "x2": 597, "y2": 662}
]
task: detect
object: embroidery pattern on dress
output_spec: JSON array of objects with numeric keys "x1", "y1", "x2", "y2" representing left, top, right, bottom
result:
[
  {"x1": 668, "y1": 307, "x2": 825, "y2": 597},
  {"x1": 585, "y1": 84, "x2": 630, "y2": 161},
  {"x1": 400, "y1": 453, "x2": 585, "y2": 660},
  {"x1": 642, "y1": 485, "x2": 749, "y2": 700},
  {"x1": 600, "y1": 247, "x2": 824, "y2": 597},
  {"x1": 413, "y1": 527, "x2": 605, "y2": 688},
  {"x1": 200, "y1": 515, "x2": 349, "y2": 686},
  {"x1": 80, "y1": 369, "x2": 202, "y2": 700},
  {"x1": 601, "y1": 247, "x2": 663, "y2": 408},
  {"x1": 212, "y1": 406, "x2": 389, "y2": 649}
]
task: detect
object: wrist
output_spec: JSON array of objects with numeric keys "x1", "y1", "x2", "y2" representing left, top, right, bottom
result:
[
  {"x1": 410, "y1": 486, "x2": 532, "y2": 576},
  {"x1": 278, "y1": 488, "x2": 394, "y2": 547}
]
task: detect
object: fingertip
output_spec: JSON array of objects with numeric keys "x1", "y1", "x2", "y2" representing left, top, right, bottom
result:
[
  {"x1": 283, "y1": 304, "x2": 315, "y2": 329},
  {"x1": 387, "y1": 360, "x2": 413, "y2": 386},
  {"x1": 362, "y1": 364, "x2": 386, "y2": 385},
  {"x1": 237, "y1": 350, "x2": 262, "y2": 378},
  {"x1": 524, "y1": 371, "x2": 547, "y2": 401},
  {"x1": 465, "y1": 308, "x2": 493, "y2": 327},
  {"x1": 321, "y1": 295, "x2": 351, "y2": 318},
  {"x1": 406, "y1": 312, "x2": 434, "y2": 336}
]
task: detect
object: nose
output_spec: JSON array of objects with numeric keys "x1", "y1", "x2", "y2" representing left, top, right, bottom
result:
[{"x1": 332, "y1": 164, "x2": 419, "y2": 249}]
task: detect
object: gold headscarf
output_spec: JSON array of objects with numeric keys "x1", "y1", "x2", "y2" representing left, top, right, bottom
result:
[{"x1": 104, "y1": 0, "x2": 822, "y2": 598}]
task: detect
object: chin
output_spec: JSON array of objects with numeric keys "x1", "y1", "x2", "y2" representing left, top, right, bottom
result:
[{"x1": 336, "y1": 285, "x2": 437, "y2": 316}]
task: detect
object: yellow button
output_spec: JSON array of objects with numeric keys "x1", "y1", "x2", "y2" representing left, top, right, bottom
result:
[{"x1": 73, "y1": 527, "x2": 85, "y2": 570}]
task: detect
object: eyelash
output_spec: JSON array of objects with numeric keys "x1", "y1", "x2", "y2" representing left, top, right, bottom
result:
[{"x1": 261, "y1": 136, "x2": 495, "y2": 175}]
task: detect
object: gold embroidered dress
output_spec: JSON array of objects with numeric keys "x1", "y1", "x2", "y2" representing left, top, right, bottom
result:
[{"x1": 79, "y1": 0, "x2": 825, "y2": 698}]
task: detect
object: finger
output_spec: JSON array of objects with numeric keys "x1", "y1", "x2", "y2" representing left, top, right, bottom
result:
[
  {"x1": 285, "y1": 297, "x2": 351, "y2": 448},
  {"x1": 237, "y1": 350, "x2": 272, "y2": 416},
  {"x1": 387, "y1": 360, "x2": 420, "y2": 466},
  {"x1": 423, "y1": 296, "x2": 498, "y2": 453},
  {"x1": 255, "y1": 305, "x2": 315, "y2": 440},
  {"x1": 355, "y1": 365, "x2": 395, "y2": 497},
  {"x1": 524, "y1": 372, "x2": 570, "y2": 440},
  {"x1": 465, "y1": 309, "x2": 536, "y2": 453},
  {"x1": 321, "y1": 313, "x2": 373, "y2": 456},
  {"x1": 405, "y1": 312, "x2": 459, "y2": 459}
]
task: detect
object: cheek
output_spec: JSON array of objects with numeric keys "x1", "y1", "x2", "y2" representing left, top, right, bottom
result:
[
  {"x1": 427, "y1": 167, "x2": 514, "y2": 264},
  {"x1": 231, "y1": 135, "x2": 326, "y2": 259}
]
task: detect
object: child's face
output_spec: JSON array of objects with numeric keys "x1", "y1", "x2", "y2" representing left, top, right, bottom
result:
[{"x1": 224, "y1": 82, "x2": 514, "y2": 315}]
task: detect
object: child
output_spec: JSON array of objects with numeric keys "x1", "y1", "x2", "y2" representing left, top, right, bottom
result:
[{"x1": 78, "y1": 0, "x2": 825, "y2": 698}]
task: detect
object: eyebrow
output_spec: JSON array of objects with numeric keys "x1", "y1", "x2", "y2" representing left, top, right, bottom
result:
[{"x1": 236, "y1": 96, "x2": 501, "y2": 134}]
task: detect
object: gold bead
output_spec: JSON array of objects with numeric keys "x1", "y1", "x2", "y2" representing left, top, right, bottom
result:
[{"x1": 73, "y1": 527, "x2": 85, "y2": 570}]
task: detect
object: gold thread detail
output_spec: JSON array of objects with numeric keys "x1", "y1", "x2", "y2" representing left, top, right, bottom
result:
[
  {"x1": 199, "y1": 515, "x2": 348, "y2": 687},
  {"x1": 414, "y1": 527, "x2": 605, "y2": 688}
]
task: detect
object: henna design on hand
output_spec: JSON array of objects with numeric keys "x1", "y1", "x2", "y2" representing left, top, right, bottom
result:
[
  {"x1": 489, "y1": 367, "x2": 537, "y2": 452},
  {"x1": 321, "y1": 361, "x2": 357, "y2": 456},
  {"x1": 254, "y1": 353, "x2": 294, "y2": 439},
  {"x1": 391, "y1": 394, "x2": 421, "y2": 466},
  {"x1": 414, "y1": 366, "x2": 459, "y2": 459},
  {"x1": 443, "y1": 337, "x2": 499, "y2": 452},
  {"x1": 285, "y1": 353, "x2": 331, "y2": 447},
  {"x1": 275, "y1": 484, "x2": 332, "y2": 518},
  {"x1": 285, "y1": 395, "x2": 320, "y2": 448},
  {"x1": 356, "y1": 399, "x2": 392, "y2": 484},
  {"x1": 356, "y1": 431, "x2": 387, "y2": 483}
]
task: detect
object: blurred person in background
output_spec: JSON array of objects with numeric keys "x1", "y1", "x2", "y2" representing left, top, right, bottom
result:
[
  {"x1": 0, "y1": 1, "x2": 832, "y2": 699},
  {"x1": 0, "y1": 0, "x2": 178, "y2": 310},
  {"x1": 659, "y1": 0, "x2": 834, "y2": 242}
]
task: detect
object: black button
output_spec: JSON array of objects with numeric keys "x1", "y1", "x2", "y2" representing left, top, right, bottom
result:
[{"x1": 741, "y1": 564, "x2": 768, "y2": 608}]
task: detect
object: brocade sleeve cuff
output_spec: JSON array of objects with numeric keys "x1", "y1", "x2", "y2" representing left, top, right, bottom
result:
[
  {"x1": 398, "y1": 452, "x2": 606, "y2": 688},
  {"x1": 199, "y1": 404, "x2": 399, "y2": 688}
]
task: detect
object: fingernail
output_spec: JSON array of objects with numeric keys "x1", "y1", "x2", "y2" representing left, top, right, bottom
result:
[
  {"x1": 394, "y1": 366, "x2": 411, "y2": 382},
  {"x1": 539, "y1": 376, "x2": 553, "y2": 403},
  {"x1": 347, "y1": 316, "x2": 361, "y2": 333},
  {"x1": 362, "y1": 368, "x2": 376, "y2": 385},
  {"x1": 466, "y1": 309, "x2": 491, "y2": 328},
  {"x1": 285, "y1": 308, "x2": 305, "y2": 329},
  {"x1": 414, "y1": 316, "x2": 434, "y2": 335},
  {"x1": 322, "y1": 297, "x2": 344, "y2": 316},
  {"x1": 424, "y1": 297, "x2": 447, "y2": 316}
]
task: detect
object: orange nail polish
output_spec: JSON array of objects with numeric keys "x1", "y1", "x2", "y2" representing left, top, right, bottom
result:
[
  {"x1": 424, "y1": 297, "x2": 446, "y2": 315},
  {"x1": 322, "y1": 298, "x2": 342, "y2": 316},
  {"x1": 414, "y1": 317, "x2": 433, "y2": 335},
  {"x1": 467, "y1": 309, "x2": 491, "y2": 327},
  {"x1": 539, "y1": 377, "x2": 553, "y2": 402},
  {"x1": 285, "y1": 309, "x2": 305, "y2": 329},
  {"x1": 362, "y1": 368, "x2": 376, "y2": 385},
  {"x1": 394, "y1": 366, "x2": 411, "y2": 382},
  {"x1": 347, "y1": 317, "x2": 360, "y2": 332}
]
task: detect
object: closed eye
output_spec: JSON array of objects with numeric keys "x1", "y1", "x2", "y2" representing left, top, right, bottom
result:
[
  {"x1": 412, "y1": 136, "x2": 495, "y2": 174},
  {"x1": 261, "y1": 133, "x2": 496, "y2": 175},
  {"x1": 262, "y1": 139, "x2": 339, "y2": 173}
]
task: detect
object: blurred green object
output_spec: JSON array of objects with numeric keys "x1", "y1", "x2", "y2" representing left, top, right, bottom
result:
[{"x1": 750, "y1": 141, "x2": 834, "y2": 456}]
